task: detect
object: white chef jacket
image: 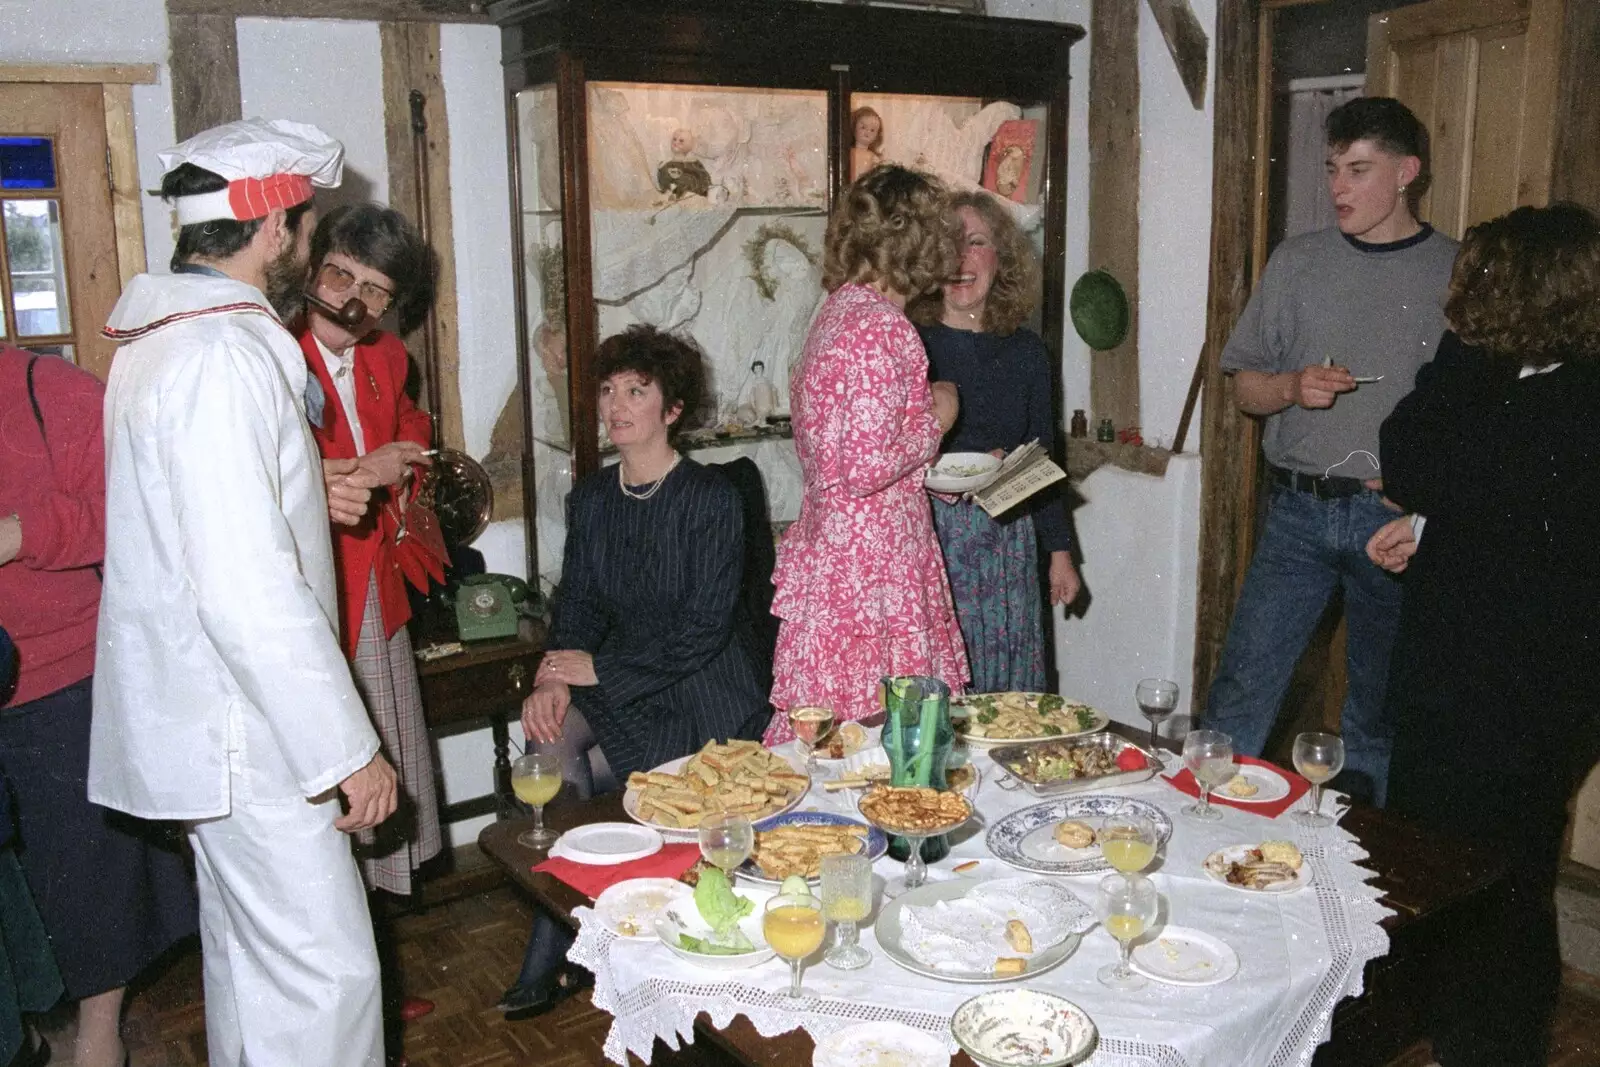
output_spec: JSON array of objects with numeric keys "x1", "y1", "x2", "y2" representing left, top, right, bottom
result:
[{"x1": 90, "y1": 273, "x2": 379, "y2": 820}]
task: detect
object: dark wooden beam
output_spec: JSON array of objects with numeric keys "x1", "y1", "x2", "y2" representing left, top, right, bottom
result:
[
  {"x1": 1087, "y1": 0, "x2": 1141, "y2": 433},
  {"x1": 1551, "y1": 0, "x2": 1600, "y2": 211},
  {"x1": 168, "y1": 0, "x2": 490, "y2": 22},
  {"x1": 1191, "y1": 0, "x2": 1262, "y2": 720},
  {"x1": 167, "y1": 12, "x2": 242, "y2": 141},
  {"x1": 1145, "y1": 0, "x2": 1210, "y2": 110},
  {"x1": 381, "y1": 21, "x2": 465, "y2": 451}
]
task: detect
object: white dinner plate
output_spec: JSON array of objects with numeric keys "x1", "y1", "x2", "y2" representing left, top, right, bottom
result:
[
  {"x1": 1216, "y1": 763, "x2": 1293, "y2": 804},
  {"x1": 1202, "y1": 845, "x2": 1313, "y2": 894},
  {"x1": 654, "y1": 886, "x2": 777, "y2": 971},
  {"x1": 622, "y1": 752, "x2": 811, "y2": 839},
  {"x1": 592, "y1": 878, "x2": 693, "y2": 940},
  {"x1": 1129, "y1": 925, "x2": 1241, "y2": 986},
  {"x1": 925, "y1": 451, "x2": 1002, "y2": 494},
  {"x1": 550, "y1": 822, "x2": 663, "y2": 865},
  {"x1": 875, "y1": 880, "x2": 1082, "y2": 984},
  {"x1": 951, "y1": 692, "x2": 1109, "y2": 747},
  {"x1": 812, "y1": 1021, "x2": 949, "y2": 1067}
]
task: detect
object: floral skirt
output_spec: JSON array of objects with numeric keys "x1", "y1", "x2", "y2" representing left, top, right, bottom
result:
[
  {"x1": 930, "y1": 497, "x2": 1046, "y2": 694},
  {"x1": 766, "y1": 618, "x2": 968, "y2": 744}
]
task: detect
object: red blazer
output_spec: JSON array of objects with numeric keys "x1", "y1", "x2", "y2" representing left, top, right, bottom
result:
[{"x1": 297, "y1": 327, "x2": 434, "y2": 658}]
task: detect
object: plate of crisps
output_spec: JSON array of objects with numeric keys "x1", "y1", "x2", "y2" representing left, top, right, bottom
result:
[
  {"x1": 952, "y1": 692, "x2": 1108, "y2": 746},
  {"x1": 624, "y1": 740, "x2": 810, "y2": 838},
  {"x1": 738, "y1": 811, "x2": 887, "y2": 885},
  {"x1": 857, "y1": 785, "x2": 974, "y2": 837}
]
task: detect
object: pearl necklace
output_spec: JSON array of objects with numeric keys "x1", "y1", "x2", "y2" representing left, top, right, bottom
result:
[{"x1": 618, "y1": 452, "x2": 682, "y2": 501}]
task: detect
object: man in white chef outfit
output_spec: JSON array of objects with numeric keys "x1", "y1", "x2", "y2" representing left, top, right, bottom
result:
[{"x1": 90, "y1": 118, "x2": 398, "y2": 1066}]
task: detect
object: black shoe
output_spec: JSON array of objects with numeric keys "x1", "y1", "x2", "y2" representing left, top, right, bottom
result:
[{"x1": 497, "y1": 966, "x2": 593, "y2": 1021}]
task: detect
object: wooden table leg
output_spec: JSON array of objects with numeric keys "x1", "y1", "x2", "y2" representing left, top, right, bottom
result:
[{"x1": 492, "y1": 711, "x2": 519, "y2": 819}]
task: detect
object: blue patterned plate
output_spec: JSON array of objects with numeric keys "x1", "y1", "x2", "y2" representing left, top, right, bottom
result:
[
  {"x1": 737, "y1": 811, "x2": 888, "y2": 885},
  {"x1": 985, "y1": 795, "x2": 1173, "y2": 876}
]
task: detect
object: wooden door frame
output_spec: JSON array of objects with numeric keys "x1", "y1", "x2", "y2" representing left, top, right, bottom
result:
[{"x1": 1193, "y1": 0, "x2": 1598, "y2": 718}]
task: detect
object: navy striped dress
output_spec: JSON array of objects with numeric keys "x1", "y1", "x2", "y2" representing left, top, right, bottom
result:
[{"x1": 553, "y1": 458, "x2": 772, "y2": 777}]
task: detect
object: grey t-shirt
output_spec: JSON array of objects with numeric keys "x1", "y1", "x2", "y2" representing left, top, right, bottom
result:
[{"x1": 1222, "y1": 226, "x2": 1458, "y2": 479}]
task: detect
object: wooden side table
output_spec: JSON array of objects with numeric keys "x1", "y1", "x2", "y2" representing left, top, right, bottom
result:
[{"x1": 414, "y1": 617, "x2": 546, "y2": 824}]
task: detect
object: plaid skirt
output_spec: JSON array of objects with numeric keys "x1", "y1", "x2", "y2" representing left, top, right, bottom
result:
[{"x1": 350, "y1": 571, "x2": 442, "y2": 895}]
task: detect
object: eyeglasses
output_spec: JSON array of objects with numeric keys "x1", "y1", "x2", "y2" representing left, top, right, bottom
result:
[{"x1": 317, "y1": 262, "x2": 394, "y2": 316}]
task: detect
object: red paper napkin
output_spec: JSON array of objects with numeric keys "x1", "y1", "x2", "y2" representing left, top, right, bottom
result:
[
  {"x1": 1162, "y1": 754, "x2": 1310, "y2": 819},
  {"x1": 532, "y1": 843, "x2": 701, "y2": 899}
]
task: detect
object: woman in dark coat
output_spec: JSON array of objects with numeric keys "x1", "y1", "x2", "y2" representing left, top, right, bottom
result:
[
  {"x1": 503, "y1": 325, "x2": 771, "y2": 1016},
  {"x1": 1369, "y1": 203, "x2": 1600, "y2": 1067}
]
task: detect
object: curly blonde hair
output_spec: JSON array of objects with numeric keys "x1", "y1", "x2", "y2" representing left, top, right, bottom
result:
[
  {"x1": 908, "y1": 190, "x2": 1041, "y2": 335},
  {"x1": 821, "y1": 164, "x2": 959, "y2": 299},
  {"x1": 1445, "y1": 203, "x2": 1600, "y2": 367}
]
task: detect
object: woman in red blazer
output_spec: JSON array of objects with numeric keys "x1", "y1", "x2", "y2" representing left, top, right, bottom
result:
[{"x1": 298, "y1": 204, "x2": 442, "y2": 1044}]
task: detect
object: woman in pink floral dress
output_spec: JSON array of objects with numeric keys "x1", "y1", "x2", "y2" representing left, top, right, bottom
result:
[{"x1": 767, "y1": 165, "x2": 969, "y2": 743}]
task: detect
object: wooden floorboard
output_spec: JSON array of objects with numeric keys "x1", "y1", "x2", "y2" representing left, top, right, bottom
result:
[{"x1": 36, "y1": 879, "x2": 1600, "y2": 1066}]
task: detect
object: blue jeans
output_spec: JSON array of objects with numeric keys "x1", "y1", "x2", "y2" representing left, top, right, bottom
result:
[{"x1": 1205, "y1": 487, "x2": 1404, "y2": 806}]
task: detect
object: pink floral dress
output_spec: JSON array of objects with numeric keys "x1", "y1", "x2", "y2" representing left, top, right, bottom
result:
[{"x1": 766, "y1": 284, "x2": 970, "y2": 743}]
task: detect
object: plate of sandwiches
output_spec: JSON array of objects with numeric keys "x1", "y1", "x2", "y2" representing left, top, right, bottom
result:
[
  {"x1": 623, "y1": 739, "x2": 810, "y2": 837},
  {"x1": 738, "y1": 811, "x2": 887, "y2": 885}
]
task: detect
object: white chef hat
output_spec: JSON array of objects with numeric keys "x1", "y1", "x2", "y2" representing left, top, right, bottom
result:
[{"x1": 158, "y1": 118, "x2": 344, "y2": 226}]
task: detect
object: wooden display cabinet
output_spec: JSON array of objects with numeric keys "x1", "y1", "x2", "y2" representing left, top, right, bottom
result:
[{"x1": 488, "y1": 0, "x2": 1083, "y2": 591}]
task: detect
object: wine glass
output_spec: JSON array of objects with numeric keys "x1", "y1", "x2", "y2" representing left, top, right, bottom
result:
[
  {"x1": 511, "y1": 752, "x2": 563, "y2": 849},
  {"x1": 1181, "y1": 729, "x2": 1234, "y2": 822},
  {"x1": 764, "y1": 894, "x2": 826, "y2": 999},
  {"x1": 1097, "y1": 873, "x2": 1160, "y2": 990},
  {"x1": 1135, "y1": 678, "x2": 1179, "y2": 761},
  {"x1": 789, "y1": 705, "x2": 836, "y2": 772},
  {"x1": 1100, "y1": 804, "x2": 1159, "y2": 874},
  {"x1": 1292, "y1": 731, "x2": 1347, "y2": 827},
  {"x1": 820, "y1": 847, "x2": 873, "y2": 970},
  {"x1": 697, "y1": 813, "x2": 754, "y2": 884}
]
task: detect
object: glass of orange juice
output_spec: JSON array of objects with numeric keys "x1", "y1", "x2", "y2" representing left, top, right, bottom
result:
[
  {"x1": 512, "y1": 752, "x2": 563, "y2": 849},
  {"x1": 1100, "y1": 804, "x2": 1159, "y2": 874},
  {"x1": 763, "y1": 894, "x2": 825, "y2": 999}
]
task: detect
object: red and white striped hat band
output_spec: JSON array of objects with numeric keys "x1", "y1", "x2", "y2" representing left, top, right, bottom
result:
[{"x1": 173, "y1": 172, "x2": 315, "y2": 225}]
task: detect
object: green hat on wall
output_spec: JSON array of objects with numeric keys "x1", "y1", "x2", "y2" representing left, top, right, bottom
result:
[{"x1": 1070, "y1": 269, "x2": 1131, "y2": 351}]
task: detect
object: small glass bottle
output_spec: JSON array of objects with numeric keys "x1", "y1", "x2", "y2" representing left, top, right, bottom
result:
[
  {"x1": 1070, "y1": 409, "x2": 1088, "y2": 439},
  {"x1": 1096, "y1": 418, "x2": 1116, "y2": 443}
]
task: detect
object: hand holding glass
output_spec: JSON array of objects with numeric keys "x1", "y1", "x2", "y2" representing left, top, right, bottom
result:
[
  {"x1": 512, "y1": 752, "x2": 563, "y2": 848},
  {"x1": 764, "y1": 894, "x2": 825, "y2": 998},
  {"x1": 1100, "y1": 804, "x2": 1159, "y2": 873},
  {"x1": 1292, "y1": 732, "x2": 1346, "y2": 827},
  {"x1": 1097, "y1": 873, "x2": 1160, "y2": 990},
  {"x1": 820, "y1": 847, "x2": 873, "y2": 970},
  {"x1": 1135, "y1": 678, "x2": 1179, "y2": 756},
  {"x1": 698, "y1": 813, "x2": 754, "y2": 880},
  {"x1": 1182, "y1": 730, "x2": 1234, "y2": 822}
]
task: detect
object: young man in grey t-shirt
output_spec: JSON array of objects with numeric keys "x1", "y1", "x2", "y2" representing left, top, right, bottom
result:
[{"x1": 1205, "y1": 98, "x2": 1458, "y2": 806}]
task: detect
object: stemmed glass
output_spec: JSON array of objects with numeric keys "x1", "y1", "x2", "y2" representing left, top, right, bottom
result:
[
  {"x1": 697, "y1": 813, "x2": 754, "y2": 886},
  {"x1": 511, "y1": 752, "x2": 563, "y2": 849},
  {"x1": 884, "y1": 827, "x2": 938, "y2": 900},
  {"x1": 1135, "y1": 678, "x2": 1179, "y2": 761},
  {"x1": 1292, "y1": 732, "x2": 1347, "y2": 827},
  {"x1": 1100, "y1": 804, "x2": 1159, "y2": 874},
  {"x1": 1097, "y1": 873, "x2": 1161, "y2": 991},
  {"x1": 820, "y1": 847, "x2": 873, "y2": 970},
  {"x1": 788, "y1": 705, "x2": 836, "y2": 772},
  {"x1": 1181, "y1": 729, "x2": 1234, "y2": 822},
  {"x1": 764, "y1": 894, "x2": 826, "y2": 999}
]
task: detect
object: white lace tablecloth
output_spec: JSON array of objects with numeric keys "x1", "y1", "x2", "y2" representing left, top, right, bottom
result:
[{"x1": 567, "y1": 742, "x2": 1391, "y2": 1067}]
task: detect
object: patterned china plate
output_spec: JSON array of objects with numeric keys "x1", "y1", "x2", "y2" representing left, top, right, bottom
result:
[
  {"x1": 736, "y1": 811, "x2": 887, "y2": 886},
  {"x1": 950, "y1": 988, "x2": 1098, "y2": 1066},
  {"x1": 986, "y1": 795, "x2": 1174, "y2": 876}
]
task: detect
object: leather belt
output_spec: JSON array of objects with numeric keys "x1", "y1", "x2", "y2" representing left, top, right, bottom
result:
[{"x1": 1270, "y1": 466, "x2": 1366, "y2": 499}]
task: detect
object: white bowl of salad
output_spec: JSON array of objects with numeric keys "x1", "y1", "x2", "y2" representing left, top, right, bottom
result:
[
  {"x1": 926, "y1": 452, "x2": 1002, "y2": 494},
  {"x1": 653, "y1": 869, "x2": 776, "y2": 970}
]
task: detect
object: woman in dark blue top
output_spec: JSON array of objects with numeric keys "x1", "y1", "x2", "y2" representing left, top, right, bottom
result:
[{"x1": 912, "y1": 192, "x2": 1079, "y2": 692}]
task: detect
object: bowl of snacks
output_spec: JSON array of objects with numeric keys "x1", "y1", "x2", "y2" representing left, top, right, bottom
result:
[
  {"x1": 654, "y1": 867, "x2": 777, "y2": 970},
  {"x1": 926, "y1": 452, "x2": 1002, "y2": 494}
]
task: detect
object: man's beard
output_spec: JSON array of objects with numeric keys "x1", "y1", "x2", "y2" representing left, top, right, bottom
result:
[{"x1": 263, "y1": 241, "x2": 309, "y2": 322}]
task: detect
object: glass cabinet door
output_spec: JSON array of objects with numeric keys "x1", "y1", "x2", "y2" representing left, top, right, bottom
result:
[{"x1": 516, "y1": 83, "x2": 570, "y2": 592}]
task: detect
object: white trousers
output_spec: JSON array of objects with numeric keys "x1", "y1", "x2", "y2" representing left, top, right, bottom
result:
[{"x1": 188, "y1": 785, "x2": 383, "y2": 1067}]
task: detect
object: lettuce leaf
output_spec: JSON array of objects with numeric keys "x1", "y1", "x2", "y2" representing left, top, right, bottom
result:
[
  {"x1": 678, "y1": 930, "x2": 755, "y2": 955},
  {"x1": 693, "y1": 866, "x2": 753, "y2": 942}
]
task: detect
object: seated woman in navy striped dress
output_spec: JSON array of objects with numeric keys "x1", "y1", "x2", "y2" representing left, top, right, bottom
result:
[{"x1": 504, "y1": 325, "x2": 772, "y2": 1017}]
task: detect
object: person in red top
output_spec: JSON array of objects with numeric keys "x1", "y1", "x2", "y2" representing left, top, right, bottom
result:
[
  {"x1": 295, "y1": 203, "x2": 443, "y2": 1048},
  {"x1": 0, "y1": 343, "x2": 196, "y2": 1067}
]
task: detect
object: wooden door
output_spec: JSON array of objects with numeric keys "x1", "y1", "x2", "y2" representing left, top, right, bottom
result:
[
  {"x1": 1366, "y1": 0, "x2": 1564, "y2": 238},
  {"x1": 0, "y1": 83, "x2": 121, "y2": 377}
]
